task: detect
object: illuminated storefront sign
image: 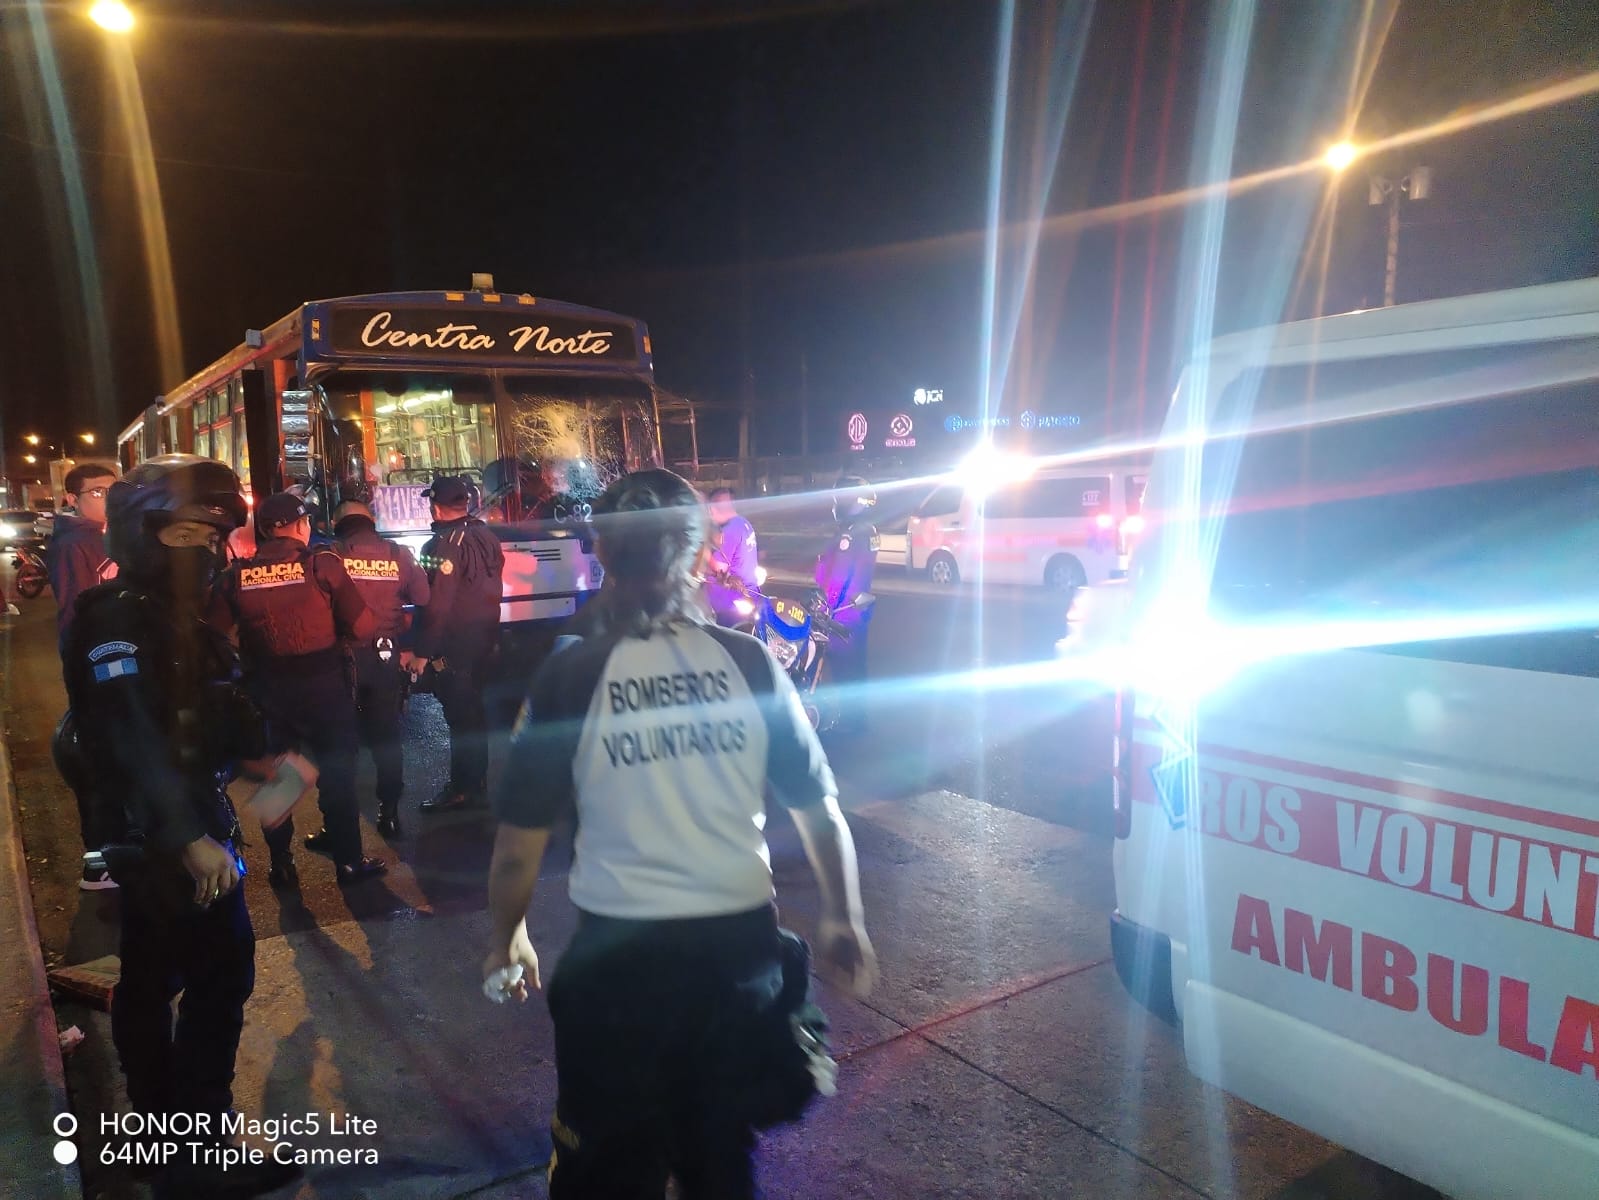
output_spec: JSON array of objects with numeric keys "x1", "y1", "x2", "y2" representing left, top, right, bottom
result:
[
  {"x1": 847, "y1": 412, "x2": 868, "y2": 451},
  {"x1": 885, "y1": 413, "x2": 916, "y2": 448}
]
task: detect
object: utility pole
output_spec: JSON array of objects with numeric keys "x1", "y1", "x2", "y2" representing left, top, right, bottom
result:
[
  {"x1": 1368, "y1": 166, "x2": 1432, "y2": 306},
  {"x1": 799, "y1": 352, "x2": 810, "y2": 458}
]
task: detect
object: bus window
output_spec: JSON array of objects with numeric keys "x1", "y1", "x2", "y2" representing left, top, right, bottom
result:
[
  {"x1": 213, "y1": 418, "x2": 234, "y2": 471},
  {"x1": 320, "y1": 375, "x2": 495, "y2": 484}
]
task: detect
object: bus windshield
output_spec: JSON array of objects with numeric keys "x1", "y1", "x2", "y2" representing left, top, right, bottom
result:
[
  {"x1": 502, "y1": 375, "x2": 656, "y2": 517},
  {"x1": 321, "y1": 372, "x2": 498, "y2": 486}
]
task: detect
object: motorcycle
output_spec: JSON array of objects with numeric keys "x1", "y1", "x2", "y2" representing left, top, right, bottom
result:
[
  {"x1": 11, "y1": 545, "x2": 48, "y2": 600},
  {"x1": 717, "y1": 570, "x2": 874, "y2": 731}
]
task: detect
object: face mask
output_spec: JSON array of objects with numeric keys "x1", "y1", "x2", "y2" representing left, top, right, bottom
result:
[{"x1": 163, "y1": 545, "x2": 220, "y2": 600}]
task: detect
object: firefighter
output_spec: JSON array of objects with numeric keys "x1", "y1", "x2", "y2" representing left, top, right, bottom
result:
[
  {"x1": 482, "y1": 468, "x2": 876, "y2": 1199},
  {"x1": 333, "y1": 499, "x2": 430, "y2": 838},
  {"x1": 210, "y1": 492, "x2": 388, "y2": 886},
  {"x1": 412, "y1": 475, "x2": 505, "y2": 812}
]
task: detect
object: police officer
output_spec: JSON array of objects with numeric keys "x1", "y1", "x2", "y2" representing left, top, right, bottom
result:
[
  {"x1": 61, "y1": 455, "x2": 301, "y2": 1196},
  {"x1": 211, "y1": 492, "x2": 388, "y2": 886},
  {"x1": 413, "y1": 475, "x2": 505, "y2": 812},
  {"x1": 482, "y1": 468, "x2": 876, "y2": 1199},
  {"x1": 813, "y1": 474, "x2": 879, "y2": 728},
  {"x1": 704, "y1": 486, "x2": 761, "y2": 627},
  {"x1": 333, "y1": 499, "x2": 430, "y2": 838}
]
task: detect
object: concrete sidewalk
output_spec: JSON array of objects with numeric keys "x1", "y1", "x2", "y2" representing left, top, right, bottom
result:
[{"x1": 0, "y1": 714, "x2": 81, "y2": 1198}]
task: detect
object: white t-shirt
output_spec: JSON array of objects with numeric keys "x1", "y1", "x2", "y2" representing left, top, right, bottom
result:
[{"x1": 494, "y1": 619, "x2": 835, "y2": 919}]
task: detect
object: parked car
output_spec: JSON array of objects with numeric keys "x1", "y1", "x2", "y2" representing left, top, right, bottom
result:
[
  {"x1": 907, "y1": 462, "x2": 1148, "y2": 591},
  {"x1": 0, "y1": 510, "x2": 46, "y2": 551}
]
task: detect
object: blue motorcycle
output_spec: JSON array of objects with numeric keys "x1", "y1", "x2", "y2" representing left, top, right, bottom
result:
[{"x1": 722, "y1": 576, "x2": 873, "y2": 731}]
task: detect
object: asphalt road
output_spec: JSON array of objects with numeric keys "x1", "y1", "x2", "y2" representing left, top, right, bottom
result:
[{"x1": 1, "y1": 566, "x2": 1440, "y2": 1200}]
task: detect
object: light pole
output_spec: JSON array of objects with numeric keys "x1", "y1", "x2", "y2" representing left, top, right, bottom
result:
[{"x1": 1369, "y1": 167, "x2": 1432, "y2": 307}]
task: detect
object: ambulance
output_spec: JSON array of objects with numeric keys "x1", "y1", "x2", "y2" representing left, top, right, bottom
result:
[{"x1": 1110, "y1": 278, "x2": 1599, "y2": 1199}]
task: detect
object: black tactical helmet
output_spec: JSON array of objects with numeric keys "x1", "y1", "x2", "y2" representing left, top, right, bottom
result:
[
  {"x1": 105, "y1": 454, "x2": 248, "y2": 579},
  {"x1": 831, "y1": 474, "x2": 877, "y2": 525}
]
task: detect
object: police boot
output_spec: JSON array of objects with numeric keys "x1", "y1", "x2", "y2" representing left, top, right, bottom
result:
[
  {"x1": 268, "y1": 855, "x2": 299, "y2": 890},
  {"x1": 420, "y1": 787, "x2": 471, "y2": 813},
  {"x1": 377, "y1": 802, "x2": 403, "y2": 840}
]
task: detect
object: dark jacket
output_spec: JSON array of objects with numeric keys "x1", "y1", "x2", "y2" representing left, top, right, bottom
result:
[
  {"x1": 813, "y1": 517, "x2": 878, "y2": 627},
  {"x1": 334, "y1": 516, "x2": 431, "y2": 643},
  {"x1": 46, "y1": 514, "x2": 114, "y2": 650},
  {"x1": 415, "y1": 517, "x2": 505, "y2": 659},
  {"x1": 63, "y1": 583, "x2": 265, "y2": 852},
  {"x1": 209, "y1": 537, "x2": 375, "y2": 673}
]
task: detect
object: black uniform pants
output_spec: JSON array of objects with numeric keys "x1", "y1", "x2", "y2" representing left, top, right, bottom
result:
[
  {"x1": 823, "y1": 617, "x2": 871, "y2": 732},
  {"x1": 544, "y1": 907, "x2": 787, "y2": 1200},
  {"x1": 436, "y1": 640, "x2": 493, "y2": 798},
  {"x1": 352, "y1": 648, "x2": 405, "y2": 806},
  {"x1": 256, "y1": 664, "x2": 364, "y2": 867},
  {"x1": 112, "y1": 868, "x2": 254, "y2": 1121}
]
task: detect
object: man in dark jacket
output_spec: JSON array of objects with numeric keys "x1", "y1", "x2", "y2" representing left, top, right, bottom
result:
[
  {"x1": 333, "y1": 499, "x2": 430, "y2": 838},
  {"x1": 813, "y1": 475, "x2": 879, "y2": 734},
  {"x1": 62, "y1": 454, "x2": 301, "y2": 1197},
  {"x1": 211, "y1": 492, "x2": 387, "y2": 887},
  {"x1": 48, "y1": 462, "x2": 120, "y2": 889},
  {"x1": 48, "y1": 462, "x2": 118, "y2": 653},
  {"x1": 413, "y1": 475, "x2": 505, "y2": 812}
]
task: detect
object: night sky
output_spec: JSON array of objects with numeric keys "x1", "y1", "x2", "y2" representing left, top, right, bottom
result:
[{"x1": 2, "y1": 0, "x2": 1596, "y2": 471}]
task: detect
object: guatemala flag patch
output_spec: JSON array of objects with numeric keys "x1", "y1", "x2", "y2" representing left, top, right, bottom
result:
[{"x1": 91, "y1": 657, "x2": 139, "y2": 682}]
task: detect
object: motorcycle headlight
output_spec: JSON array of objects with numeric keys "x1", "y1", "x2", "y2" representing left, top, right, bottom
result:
[
  {"x1": 769, "y1": 635, "x2": 801, "y2": 670},
  {"x1": 0, "y1": 524, "x2": 14, "y2": 540}
]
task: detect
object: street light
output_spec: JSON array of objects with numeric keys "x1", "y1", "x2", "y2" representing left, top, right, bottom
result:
[
  {"x1": 24, "y1": 434, "x2": 40, "y2": 446},
  {"x1": 1323, "y1": 141, "x2": 1360, "y2": 172},
  {"x1": 88, "y1": 1, "x2": 135, "y2": 34},
  {"x1": 1369, "y1": 166, "x2": 1432, "y2": 306},
  {"x1": 79, "y1": 432, "x2": 96, "y2": 446},
  {"x1": 23, "y1": 454, "x2": 37, "y2": 465}
]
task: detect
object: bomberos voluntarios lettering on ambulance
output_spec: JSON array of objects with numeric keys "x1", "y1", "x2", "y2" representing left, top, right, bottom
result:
[{"x1": 1131, "y1": 743, "x2": 1599, "y2": 942}]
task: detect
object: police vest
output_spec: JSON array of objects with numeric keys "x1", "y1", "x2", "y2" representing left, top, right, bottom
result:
[
  {"x1": 338, "y1": 535, "x2": 408, "y2": 640},
  {"x1": 223, "y1": 546, "x2": 341, "y2": 663}
]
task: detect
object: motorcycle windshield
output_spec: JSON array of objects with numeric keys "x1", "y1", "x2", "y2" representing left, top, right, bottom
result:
[{"x1": 765, "y1": 596, "x2": 812, "y2": 640}]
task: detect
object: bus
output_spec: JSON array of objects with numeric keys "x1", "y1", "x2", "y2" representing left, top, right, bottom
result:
[{"x1": 118, "y1": 274, "x2": 664, "y2": 656}]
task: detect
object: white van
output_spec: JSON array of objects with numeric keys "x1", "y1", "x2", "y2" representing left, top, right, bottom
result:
[
  {"x1": 906, "y1": 463, "x2": 1148, "y2": 590},
  {"x1": 1110, "y1": 278, "x2": 1599, "y2": 1200}
]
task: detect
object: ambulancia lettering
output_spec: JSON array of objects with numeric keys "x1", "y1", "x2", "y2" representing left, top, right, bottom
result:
[{"x1": 1230, "y1": 894, "x2": 1599, "y2": 1081}]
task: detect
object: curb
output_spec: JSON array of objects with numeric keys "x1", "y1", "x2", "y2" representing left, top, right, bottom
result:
[{"x1": 0, "y1": 727, "x2": 82, "y2": 1197}]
